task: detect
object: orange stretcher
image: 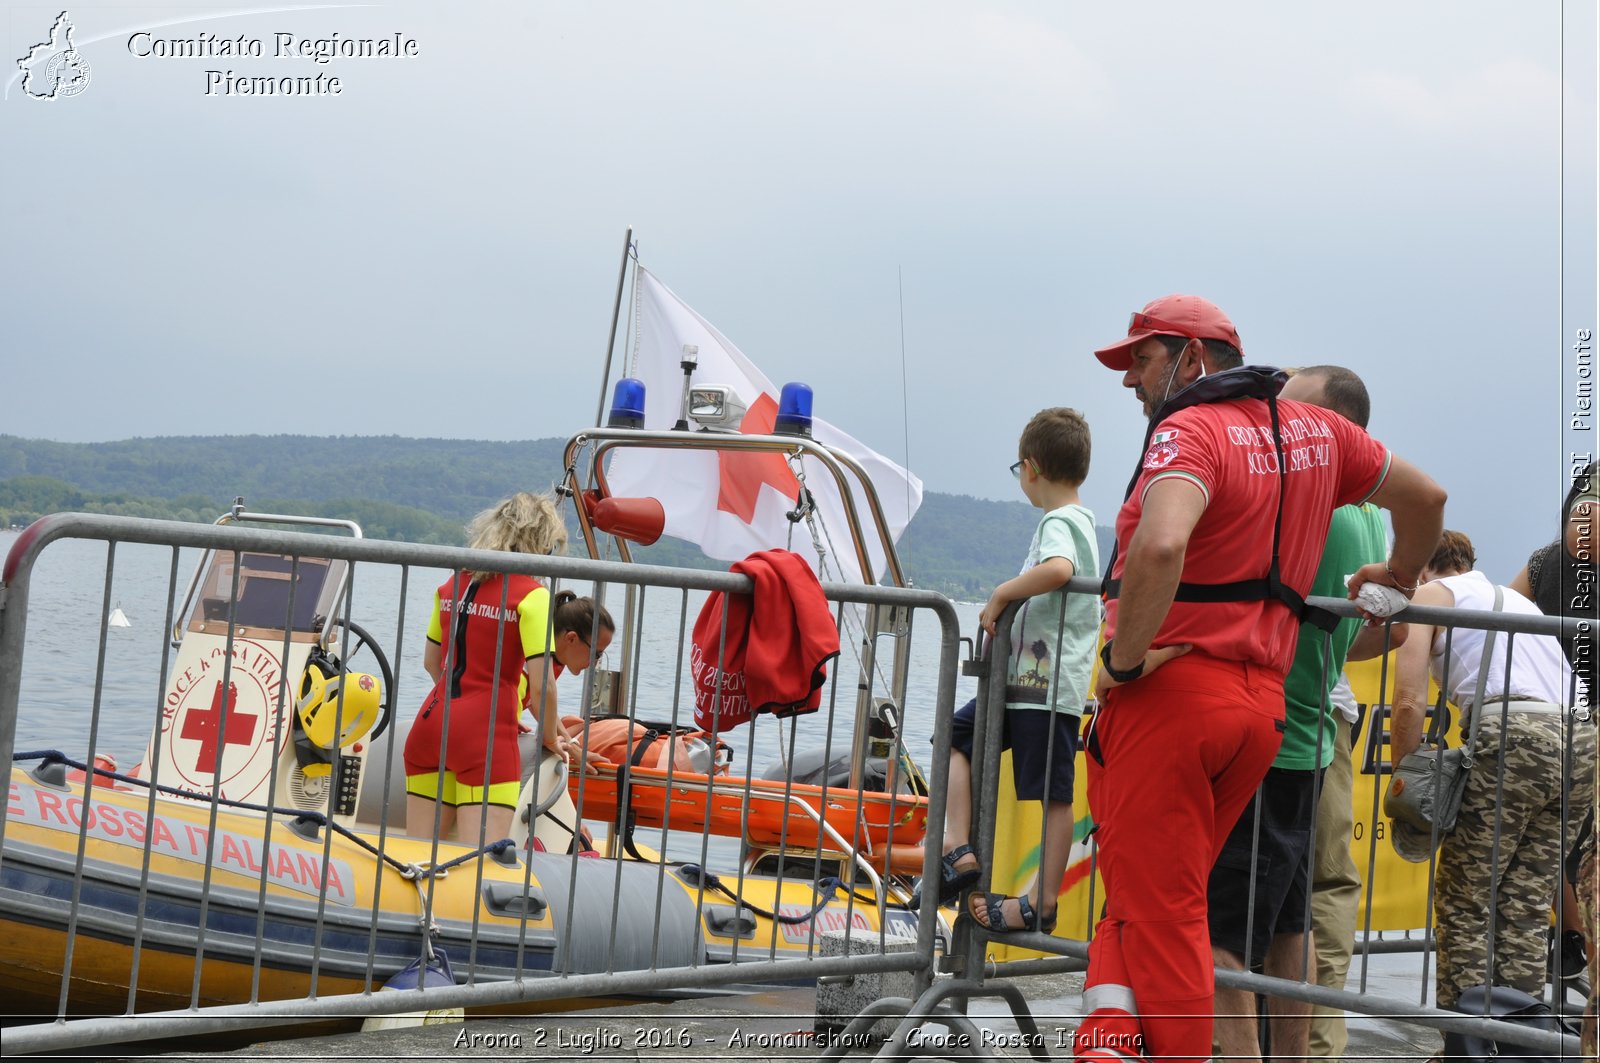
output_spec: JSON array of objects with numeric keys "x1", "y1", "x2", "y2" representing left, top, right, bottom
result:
[{"x1": 565, "y1": 764, "x2": 929, "y2": 857}]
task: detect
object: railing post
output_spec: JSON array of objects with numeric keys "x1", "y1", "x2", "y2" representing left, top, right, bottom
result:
[{"x1": 0, "y1": 525, "x2": 42, "y2": 851}]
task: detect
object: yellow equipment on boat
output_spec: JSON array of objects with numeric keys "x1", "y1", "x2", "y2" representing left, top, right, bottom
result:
[{"x1": 296, "y1": 653, "x2": 383, "y2": 752}]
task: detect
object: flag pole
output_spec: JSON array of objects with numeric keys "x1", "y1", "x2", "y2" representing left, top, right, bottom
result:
[
  {"x1": 592, "y1": 227, "x2": 636, "y2": 723},
  {"x1": 592, "y1": 226, "x2": 635, "y2": 429}
]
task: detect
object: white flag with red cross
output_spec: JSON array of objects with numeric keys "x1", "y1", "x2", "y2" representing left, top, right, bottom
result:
[{"x1": 602, "y1": 267, "x2": 923, "y2": 585}]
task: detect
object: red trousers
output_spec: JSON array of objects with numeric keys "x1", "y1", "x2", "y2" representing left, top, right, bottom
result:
[{"x1": 1080, "y1": 653, "x2": 1285, "y2": 1062}]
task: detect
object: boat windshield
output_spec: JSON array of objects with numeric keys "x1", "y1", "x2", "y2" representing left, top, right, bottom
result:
[{"x1": 182, "y1": 551, "x2": 345, "y2": 637}]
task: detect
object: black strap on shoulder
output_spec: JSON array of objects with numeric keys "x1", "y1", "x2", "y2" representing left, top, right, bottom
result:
[
  {"x1": 448, "y1": 578, "x2": 483, "y2": 698},
  {"x1": 1100, "y1": 366, "x2": 1339, "y2": 634}
]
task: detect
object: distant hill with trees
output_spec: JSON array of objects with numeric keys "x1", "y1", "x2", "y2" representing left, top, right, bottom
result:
[{"x1": 0, "y1": 435, "x2": 1113, "y2": 599}]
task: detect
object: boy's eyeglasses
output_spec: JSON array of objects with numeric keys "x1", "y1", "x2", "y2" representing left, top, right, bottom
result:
[{"x1": 1010, "y1": 460, "x2": 1025, "y2": 479}]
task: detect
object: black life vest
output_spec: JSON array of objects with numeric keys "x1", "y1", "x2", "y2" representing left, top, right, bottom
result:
[{"x1": 1100, "y1": 365, "x2": 1341, "y2": 634}]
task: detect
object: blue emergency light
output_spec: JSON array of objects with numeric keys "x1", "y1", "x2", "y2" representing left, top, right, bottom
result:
[
  {"x1": 607, "y1": 378, "x2": 646, "y2": 430},
  {"x1": 773, "y1": 382, "x2": 814, "y2": 438}
]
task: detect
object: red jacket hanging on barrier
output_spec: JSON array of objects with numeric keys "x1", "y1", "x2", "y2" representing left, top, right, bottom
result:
[{"x1": 690, "y1": 549, "x2": 841, "y2": 734}]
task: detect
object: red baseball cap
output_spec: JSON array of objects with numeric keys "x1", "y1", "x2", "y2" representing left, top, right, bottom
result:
[{"x1": 1092, "y1": 294, "x2": 1243, "y2": 370}]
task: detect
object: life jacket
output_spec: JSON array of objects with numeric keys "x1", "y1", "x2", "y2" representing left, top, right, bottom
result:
[
  {"x1": 1100, "y1": 365, "x2": 1341, "y2": 634},
  {"x1": 562, "y1": 714, "x2": 733, "y2": 776}
]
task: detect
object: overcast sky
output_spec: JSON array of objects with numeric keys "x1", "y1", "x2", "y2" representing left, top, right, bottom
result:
[{"x1": 3, "y1": 1, "x2": 1595, "y2": 578}]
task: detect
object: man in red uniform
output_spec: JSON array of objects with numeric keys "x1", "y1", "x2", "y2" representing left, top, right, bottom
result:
[{"x1": 1074, "y1": 295, "x2": 1446, "y2": 1062}]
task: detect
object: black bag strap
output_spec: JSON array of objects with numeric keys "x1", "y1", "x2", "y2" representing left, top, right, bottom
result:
[
  {"x1": 1455, "y1": 585, "x2": 1504, "y2": 771},
  {"x1": 1100, "y1": 366, "x2": 1339, "y2": 634}
]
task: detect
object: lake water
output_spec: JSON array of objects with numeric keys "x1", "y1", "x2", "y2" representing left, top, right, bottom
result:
[{"x1": 0, "y1": 528, "x2": 984, "y2": 779}]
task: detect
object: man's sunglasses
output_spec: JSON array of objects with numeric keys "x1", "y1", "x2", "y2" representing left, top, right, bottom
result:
[{"x1": 1129, "y1": 311, "x2": 1196, "y2": 337}]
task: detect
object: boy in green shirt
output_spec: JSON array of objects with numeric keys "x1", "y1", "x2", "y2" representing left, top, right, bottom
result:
[{"x1": 918, "y1": 407, "x2": 1100, "y2": 934}]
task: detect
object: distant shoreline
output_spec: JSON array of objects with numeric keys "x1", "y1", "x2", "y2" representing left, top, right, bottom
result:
[{"x1": 0, "y1": 435, "x2": 1114, "y2": 598}]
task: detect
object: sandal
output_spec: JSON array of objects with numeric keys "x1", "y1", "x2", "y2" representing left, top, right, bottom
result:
[
  {"x1": 909, "y1": 843, "x2": 982, "y2": 911},
  {"x1": 968, "y1": 891, "x2": 1056, "y2": 935}
]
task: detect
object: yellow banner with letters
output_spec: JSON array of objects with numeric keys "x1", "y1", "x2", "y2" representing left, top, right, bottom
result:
[{"x1": 984, "y1": 652, "x2": 1446, "y2": 959}]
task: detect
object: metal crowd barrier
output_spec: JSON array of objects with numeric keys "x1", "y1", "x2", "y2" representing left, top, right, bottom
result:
[
  {"x1": 873, "y1": 574, "x2": 1592, "y2": 1060},
  {"x1": 0, "y1": 513, "x2": 963, "y2": 1055}
]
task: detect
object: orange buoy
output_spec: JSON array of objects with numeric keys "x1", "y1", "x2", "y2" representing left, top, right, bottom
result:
[{"x1": 65, "y1": 753, "x2": 125, "y2": 790}]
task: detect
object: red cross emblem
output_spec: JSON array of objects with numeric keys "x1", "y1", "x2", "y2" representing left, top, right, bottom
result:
[
  {"x1": 716, "y1": 392, "x2": 800, "y2": 523},
  {"x1": 180, "y1": 680, "x2": 260, "y2": 773}
]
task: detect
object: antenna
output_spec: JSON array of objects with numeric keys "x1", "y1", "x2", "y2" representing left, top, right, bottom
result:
[
  {"x1": 592, "y1": 226, "x2": 635, "y2": 430},
  {"x1": 898, "y1": 266, "x2": 912, "y2": 524}
]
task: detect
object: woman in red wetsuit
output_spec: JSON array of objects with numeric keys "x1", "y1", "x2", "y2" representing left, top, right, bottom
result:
[{"x1": 403, "y1": 492, "x2": 613, "y2": 843}]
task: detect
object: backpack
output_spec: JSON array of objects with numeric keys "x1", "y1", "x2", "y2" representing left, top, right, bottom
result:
[{"x1": 1441, "y1": 985, "x2": 1580, "y2": 1063}]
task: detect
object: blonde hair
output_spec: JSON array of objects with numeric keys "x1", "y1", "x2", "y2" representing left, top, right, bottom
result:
[{"x1": 464, "y1": 491, "x2": 568, "y2": 583}]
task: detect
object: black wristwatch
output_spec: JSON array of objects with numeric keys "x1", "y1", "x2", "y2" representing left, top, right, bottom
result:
[{"x1": 1100, "y1": 641, "x2": 1146, "y2": 683}]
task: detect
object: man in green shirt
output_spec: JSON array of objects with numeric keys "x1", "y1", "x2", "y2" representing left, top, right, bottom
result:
[{"x1": 1207, "y1": 365, "x2": 1398, "y2": 1061}]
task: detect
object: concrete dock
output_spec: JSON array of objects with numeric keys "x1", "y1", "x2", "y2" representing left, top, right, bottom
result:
[{"x1": 114, "y1": 969, "x2": 1447, "y2": 1061}]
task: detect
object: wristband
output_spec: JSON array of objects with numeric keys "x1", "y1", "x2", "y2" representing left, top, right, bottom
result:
[
  {"x1": 1100, "y1": 641, "x2": 1146, "y2": 683},
  {"x1": 1385, "y1": 561, "x2": 1419, "y2": 594}
]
